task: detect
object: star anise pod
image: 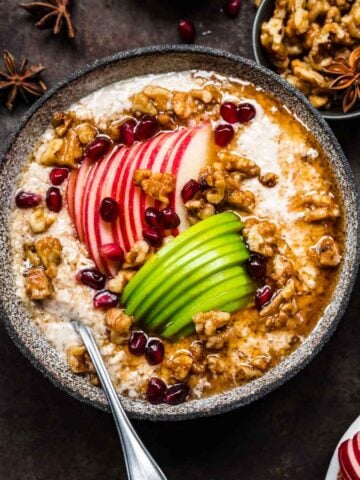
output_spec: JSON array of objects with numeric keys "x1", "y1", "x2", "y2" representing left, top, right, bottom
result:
[
  {"x1": 0, "y1": 50, "x2": 47, "y2": 111},
  {"x1": 19, "y1": 0, "x2": 76, "y2": 39},
  {"x1": 323, "y1": 46, "x2": 360, "y2": 113}
]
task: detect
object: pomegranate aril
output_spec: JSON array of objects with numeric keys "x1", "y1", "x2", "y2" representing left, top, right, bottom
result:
[
  {"x1": 100, "y1": 243, "x2": 124, "y2": 263},
  {"x1": 143, "y1": 227, "x2": 163, "y2": 247},
  {"x1": 93, "y1": 290, "x2": 118, "y2": 309},
  {"x1": 237, "y1": 103, "x2": 256, "y2": 123},
  {"x1": 214, "y1": 124, "x2": 234, "y2": 147},
  {"x1": 224, "y1": 0, "x2": 241, "y2": 17},
  {"x1": 144, "y1": 207, "x2": 163, "y2": 228},
  {"x1": 46, "y1": 186, "x2": 62, "y2": 212},
  {"x1": 76, "y1": 268, "x2": 106, "y2": 290},
  {"x1": 161, "y1": 207, "x2": 180, "y2": 229},
  {"x1": 164, "y1": 383, "x2": 190, "y2": 405},
  {"x1": 181, "y1": 179, "x2": 200, "y2": 202},
  {"x1": 135, "y1": 116, "x2": 159, "y2": 141},
  {"x1": 255, "y1": 285, "x2": 273, "y2": 310},
  {"x1": 120, "y1": 119, "x2": 136, "y2": 147},
  {"x1": 128, "y1": 331, "x2": 148, "y2": 356},
  {"x1": 49, "y1": 167, "x2": 69, "y2": 186},
  {"x1": 246, "y1": 253, "x2": 268, "y2": 280},
  {"x1": 146, "y1": 377, "x2": 167, "y2": 405},
  {"x1": 100, "y1": 197, "x2": 119, "y2": 222},
  {"x1": 86, "y1": 136, "x2": 111, "y2": 161},
  {"x1": 178, "y1": 19, "x2": 196, "y2": 43},
  {"x1": 220, "y1": 102, "x2": 238, "y2": 123},
  {"x1": 145, "y1": 338, "x2": 165, "y2": 365},
  {"x1": 15, "y1": 191, "x2": 42, "y2": 208}
]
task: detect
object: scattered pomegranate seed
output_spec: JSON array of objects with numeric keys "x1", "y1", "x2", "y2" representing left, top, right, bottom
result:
[
  {"x1": 144, "y1": 207, "x2": 163, "y2": 228},
  {"x1": 161, "y1": 207, "x2": 180, "y2": 229},
  {"x1": 255, "y1": 285, "x2": 273, "y2": 310},
  {"x1": 76, "y1": 268, "x2": 106, "y2": 290},
  {"x1": 135, "y1": 116, "x2": 159, "y2": 141},
  {"x1": 146, "y1": 377, "x2": 167, "y2": 405},
  {"x1": 99, "y1": 243, "x2": 124, "y2": 263},
  {"x1": 178, "y1": 19, "x2": 196, "y2": 43},
  {"x1": 164, "y1": 383, "x2": 190, "y2": 405},
  {"x1": 128, "y1": 331, "x2": 148, "y2": 356},
  {"x1": 237, "y1": 103, "x2": 256, "y2": 123},
  {"x1": 246, "y1": 253, "x2": 268, "y2": 280},
  {"x1": 181, "y1": 179, "x2": 200, "y2": 202},
  {"x1": 120, "y1": 119, "x2": 137, "y2": 147},
  {"x1": 143, "y1": 227, "x2": 163, "y2": 247},
  {"x1": 49, "y1": 167, "x2": 69, "y2": 186},
  {"x1": 220, "y1": 102, "x2": 239, "y2": 123},
  {"x1": 86, "y1": 136, "x2": 111, "y2": 161},
  {"x1": 214, "y1": 124, "x2": 235, "y2": 147},
  {"x1": 145, "y1": 338, "x2": 165, "y2": 365},
  {"x1": 224, "y1": 0, "x2": 241, "y2": 17},
  {"x1": 15, "y1": 191, "x2": 42, "y2": 208},
  {"x1": 93, "y1": 290, "x2": 118, "y2": 309},
  {"x1": 46, "y1": 186, "x2": 62, "y2": 212},
  {"x1": 100, "y1": 197, "x2": 119, "y2": 222}
]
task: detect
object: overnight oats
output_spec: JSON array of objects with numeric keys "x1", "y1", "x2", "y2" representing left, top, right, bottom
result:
[{"x1": 9, "y1": 70, "x2": 343, "y2": 406}]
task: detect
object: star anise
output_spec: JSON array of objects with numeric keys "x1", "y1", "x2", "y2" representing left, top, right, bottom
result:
[
  {"x1": 0, "y1": 50, "x2": 47, "y2": 111},
  {"x1": 323, "y1": 46, "x2": 360, "y2": 113},
  {"x1": 19, "y1": 0, "x2": 76, "y2": 39}
]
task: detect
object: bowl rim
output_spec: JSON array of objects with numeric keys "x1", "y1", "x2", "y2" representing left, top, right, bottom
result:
[
  {"x1": 0, "y1": 44, "x2": 359, "y2": 421},
  {"x1": 251, "y1": 0, "x2": 360, "y2": 121}
]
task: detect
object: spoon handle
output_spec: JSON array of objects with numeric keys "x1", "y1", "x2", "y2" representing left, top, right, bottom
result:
[{"x1": 72, "y1": 320, "x2": 167, "y2": 480}]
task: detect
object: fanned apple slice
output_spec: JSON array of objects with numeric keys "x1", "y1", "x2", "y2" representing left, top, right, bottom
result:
[
  {"x1": 66, "y1": 167, "x2": 78, "y2": 226},
  {"x1": 339, "y1": 439, "x2": 360, "y2": 480},
  {"x1": 72, "y1": 156, "x2": 92, "y2": 242}
]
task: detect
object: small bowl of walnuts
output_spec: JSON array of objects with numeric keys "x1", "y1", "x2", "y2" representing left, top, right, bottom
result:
[{"x1": 252, "y1": 0, "x2": 360, "y2": 120}]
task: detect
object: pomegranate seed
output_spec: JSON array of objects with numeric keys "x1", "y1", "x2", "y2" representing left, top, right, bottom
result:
[
  {"x1": 15, "y1": 191, "x2": 42, "y2": 208},
  {"x1": 178, "y1": 19, "x2": 196, "y2": 43},
  {"x1": 146, "y1": 377, "x2": 167, "y2": 405},
  {"x1": 100, "y1": 197, "x2": 119, "y2": 222},
  {"x1": 120, "y1": 119, "x2": 136, "y2": 147},
  {"x1": 144, "y1": 207, "x2": 163, "y2": 228},
  {"x1": 135, "y1": 116, "x2": 159, "y2": 141},
  {"x1": 76, "y1": 268, "x2": 106, "y2": 290},
  {"x1": 255, "y1": 285, "x2": 273, "y2": 310},
  {"x1": 161, "y1": 207, "x2": 180, "y2": 229},
  {"x1": 143, "y1": 227, "x2": 163, "y2": 247},
  {"x1": 145, "y1": 338, "x2": 165, "y2": 365},
  {"x1": 49, "y1": 167, "x2": 69, "y2": 186},
  {"x1": 164, "y1": 383, "x2": 190, "y2": 405},
  {"x1": 99, "y1": 243, "x2": 124, "y2": 263},
  {"x1": 220, "y1": 102, "x2": 238, "y2": 123},
  {"x1": 128, "y1": 331, "x2": 148, "y2": 356},
  {"x1": 214, "y1": 124, "x2": 234, "y2": 147},
  {"x1": 93, "y1": 290, "x2": 118, "y2": 309},
  {"x1": 181, "y1": 179, "x2": 200, "y2": 202},
  {"x1": 86, "y1": 136, "x2": 111, "y2": 161},
  {"x1": 237, "y1": 103, "x2": 256, "y2": 123},
  {"x1": 246, "y1": 253, "x2": 268, "y2": 280},
  {"x1": 224, "y1": 0, "x2": 241, "y2": 17},
  {"x1": 46, "y1": 186, "x2": 62, "y2": 212}
]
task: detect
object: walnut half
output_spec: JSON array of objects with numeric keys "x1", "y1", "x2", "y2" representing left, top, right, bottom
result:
[{"x1": 25, "y1": 267, "x2": 52, "y2": 300}]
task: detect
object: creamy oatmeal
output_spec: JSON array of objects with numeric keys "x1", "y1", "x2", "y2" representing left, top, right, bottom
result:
[{"x1": 10, "y1": 70, "x2": 342, "y2": 405}]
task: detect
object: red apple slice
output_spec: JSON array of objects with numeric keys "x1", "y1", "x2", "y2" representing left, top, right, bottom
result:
[
  {"x1": 66, "y1": 167, "x2": 78, "y2": 226},
  {"x1": 339, "y1": 437, "x2": 360, "y2": 480},
  {"x1": 354, "y1": 433, "x2": 360, "y2": 463},
  {"x1": 72, "y1": 156, "x2": 92, "y2": 242}
]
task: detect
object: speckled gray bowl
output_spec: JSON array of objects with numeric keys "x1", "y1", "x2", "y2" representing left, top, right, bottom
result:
[{"x1": 0, "y1": 46, "x2": 359, "y2": 421}]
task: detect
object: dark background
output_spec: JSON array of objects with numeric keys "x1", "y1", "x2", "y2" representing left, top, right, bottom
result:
[{"x1": 0, "y1": 1, "x2": 359, "y2": 479}]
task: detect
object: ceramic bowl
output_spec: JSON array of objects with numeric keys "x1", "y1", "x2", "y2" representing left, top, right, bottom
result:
[
  {"x1": 252, "y1": 0, "x2": 360, "y2": 121},
  {"x1": 0, "y1": 45, "x2": 359, "y2": 420}
]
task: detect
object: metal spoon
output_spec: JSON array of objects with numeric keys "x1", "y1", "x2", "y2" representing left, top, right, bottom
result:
[{"x1": 71, "y1": 320, "x2": 167, "y2": 480}]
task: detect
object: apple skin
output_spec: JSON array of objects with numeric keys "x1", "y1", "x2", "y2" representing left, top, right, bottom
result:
[
  {"x1": 66, "y1": 167, "x2": 78, "y2": 226},
  {"x1": 338, "y1": 435, "x2": 360, "y2": 480}
]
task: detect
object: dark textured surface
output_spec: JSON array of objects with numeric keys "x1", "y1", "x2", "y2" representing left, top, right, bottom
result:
[{"x1": 0, "y1": 0, "x2": 359, "y2": 478}]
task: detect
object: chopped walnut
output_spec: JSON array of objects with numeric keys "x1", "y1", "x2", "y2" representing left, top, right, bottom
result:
[
  {"x1": 157, "y1": 113, "x2": 176, "y2": 130},
  {"x1": 193, "y1": 310, "x2": 232, "y2": 350},
  {"x1": 271, "y1": 254, "x2": 294, "y2": 287},
  {"x1": 105, "y1": 308, "x2": 133, "y2": 344},
  {"x1": 259, "y1": 172, "x2": 279, "y2": 187},
  {"x1": 218, "y1": 150, "x2": 260, "y2": 177},
  {"x1": 23, "y1": 240, "x2": 41, "y2": 266},
  {"x1": 166, "y1": 350, "x2": 193, "y2": 381},
  {"x1": 142, "y1": 85, "x2": 172, "y2": 111},
  {"x1": 184, "y1": 199, "x2": 215, "y2": 224},
  {"x1": 89, "y1": 373, "x2": 101, "y2": 387},
  {"x1": 34, "y1": 236, "x2": 62, "y2": 278},
  {"x1": 75, "y1": 122, "x2": 97, "y2": 145},
  {"x1": 189, "y1": 341, "x2": 207, "y2": 374},
  {"x1": 199, "y1": 163, "x2": 227, "y2": 204},
  {"x1": 260, "y1": 279, "x2": 296, "y2": 318},
  {"x1": 207, "y1": 354, "x2": 226, "y2": 375},
  {"x1": 52, "y1": 111, "x2": 75, "y2": 137},
  {"x1": 38, "y1": 138, "x2": 64, "y2": 166},
  {"x1": 133, "y1": 169, "x2": 175, "y2": 205},
  {"x1": 250, "y1": 355, "x2": 271, "y2": 372},
  {"x1": 29, "y1": 208, "x2": 55, "y2": 233},
  {"x1": 131, "y1": 92, "x2": 158, "y2": 115},
  {"x1": 172, "y1": 92, "x2": 197, "y2": 119},
  {"x1": 108, "y1": 270, "x2": 136, "y2": 293},
  {"x1": 226, "y1": 189, "x2": 255, "y2": 212},
  {"x1": 310, "y1": 236, "x2": 341, "y2": 267},
  {"x1": 25, "y1": 267, "x2": 53, "y2": 300},
  {"x1": 67, "y1": 345, "x2": 94, "y2": 374},
  {"x1": 39, "y1": 128, "x2": 83, "y2": 168},
  {"x1": 299, "y1": 192, "x2": 340, "y2": 222},
  {"x1": 242, "y1": 219, "x2": 278, "y2": 257},
  {"x1": 123, "y1": 240, "x2": 150, "y2": 269}
]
